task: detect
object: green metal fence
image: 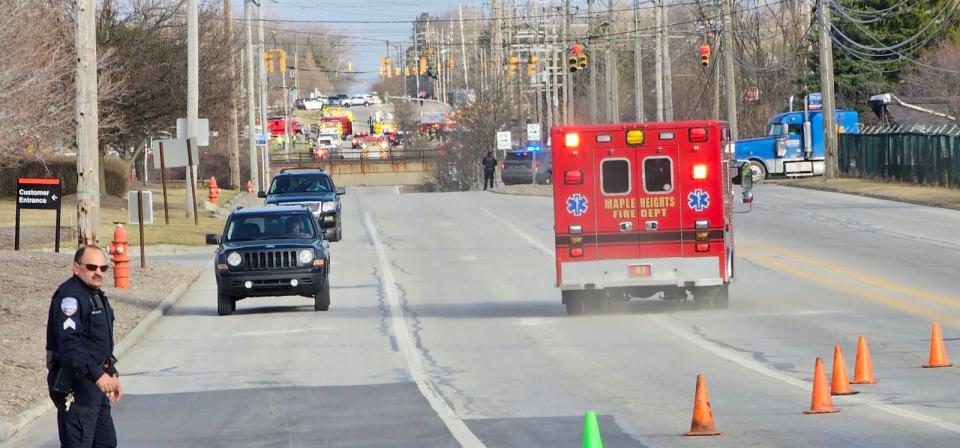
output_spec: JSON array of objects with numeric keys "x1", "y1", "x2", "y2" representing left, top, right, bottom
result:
[{"x1": 839, "y1": 133, "x2": 960, "y2": 188}]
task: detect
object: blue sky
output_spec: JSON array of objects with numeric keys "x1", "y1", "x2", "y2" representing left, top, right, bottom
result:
[{"x1": 240, "y1": 0, "x2": 470, "y2": 90}]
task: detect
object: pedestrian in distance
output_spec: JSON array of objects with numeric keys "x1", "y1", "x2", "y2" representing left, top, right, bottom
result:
[
  {"x1": 46, "y1": 245, "x2": 121, "y2": 448},
  {"x1": 482, "y1": 151, "x2": 498, "y2": 190}
]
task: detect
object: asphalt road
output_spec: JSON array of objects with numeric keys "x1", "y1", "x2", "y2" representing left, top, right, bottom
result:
[{"x1": 6, "y1": 184, "x2": 960, "y2": 447}]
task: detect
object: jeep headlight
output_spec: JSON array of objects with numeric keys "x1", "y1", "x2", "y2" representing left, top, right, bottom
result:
[
  {"x1": 226, "y1": 252, "x2": 242, "y2": 267},
  {"x1": 298, "y1": 249, "x2": 315, "y2": 264},
  {"x1": 321, "y1": 202, "x2": 336, "y2": 213}
]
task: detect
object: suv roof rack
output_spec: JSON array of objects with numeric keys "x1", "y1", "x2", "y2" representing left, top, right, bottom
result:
[{"x1": 279, "y1": 168, "x2": 327, "y2": 174}]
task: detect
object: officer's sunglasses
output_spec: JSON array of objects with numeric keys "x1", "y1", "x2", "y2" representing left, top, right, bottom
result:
[{"x1": 81, "y1": 263, "x2": 110, "y2": 273}]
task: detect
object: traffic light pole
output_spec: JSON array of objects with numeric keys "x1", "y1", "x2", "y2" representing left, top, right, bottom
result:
[
  {"x1": 257, "y1": 3, "x2": 269, "y2": 188},
  {"x1": 244, "y1": 0, "x2": 258, "y2": 191},
  {"x1": 588, "y1": 0, "x2": 598, "y2": 124},
  {"x1": 186, "y1": 0, "x2": 198, "y2": 219},
  {"x1": 723, "y1": 0, "x2": 738, "y2": 140}
]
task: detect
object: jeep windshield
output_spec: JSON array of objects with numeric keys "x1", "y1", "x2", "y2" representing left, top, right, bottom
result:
[
  {"x1": 225, "y1": 213, "x2": 318, "y2": 242},
  {"x1": 268, "y1": 175, "x2": 333, "y2": 194}
]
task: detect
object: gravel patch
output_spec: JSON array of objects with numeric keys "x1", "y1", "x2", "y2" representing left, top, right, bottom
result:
[{"x1": 0, "y1": 250, "x2": 197, "y2": 418}]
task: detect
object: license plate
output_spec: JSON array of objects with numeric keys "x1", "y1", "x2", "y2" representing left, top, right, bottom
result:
[{"x1": 628, "y1": 264, "x2": 652, "y2": 278}]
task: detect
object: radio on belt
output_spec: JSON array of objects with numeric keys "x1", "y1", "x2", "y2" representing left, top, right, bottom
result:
[{"x1": 549, "y1": 121, "x2": 754, "y2": 315}]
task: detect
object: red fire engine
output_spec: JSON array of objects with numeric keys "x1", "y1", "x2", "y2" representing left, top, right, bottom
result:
[{"x1": 551, "y1": 120, "x2": 752, "y2": 315}]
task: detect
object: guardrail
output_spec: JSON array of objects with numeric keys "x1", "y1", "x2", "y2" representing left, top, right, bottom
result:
[{"x1": 269, "y1": 147, "x2": 438, "y2": 167}]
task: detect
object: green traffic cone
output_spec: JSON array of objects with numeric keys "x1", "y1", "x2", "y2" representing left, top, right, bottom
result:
[{"x1": 582, "y1": 410, "x2": 603, "y2": 448}]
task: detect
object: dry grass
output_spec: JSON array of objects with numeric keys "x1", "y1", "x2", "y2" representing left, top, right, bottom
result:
[
  {"x1": 772, "y1": 177, "x2": 960, "y2": 209},
  {"x1": 0, "y1": 185, "x2": 240, "y2": 248}
]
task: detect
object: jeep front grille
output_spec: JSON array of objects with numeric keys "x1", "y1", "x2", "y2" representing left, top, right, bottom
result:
[{"x1": 242, "y1": 250, "x2": 299, "y2": 270}]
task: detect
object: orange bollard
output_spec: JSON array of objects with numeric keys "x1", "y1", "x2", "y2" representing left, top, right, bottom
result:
[
  {"x1": 830, "y1": 345, "x2": 858, "y2": 396},
  {"x1": 684, "y1": 374, "x2": 721, "y2": 436},
  {"x1": 923, "y1": 323, "x2": 954, "y2": 368},
  {"x1": 207, "y1": 176, "x2": 220, "y2": 205},
  {"x1": 851, "y1": 336, "x2": 878, "y2": 384},
  {"x1": 107, "y1": 224, "x2": 130, "y2": 288},
  {"x1": 246, "y1": 180, "x2": 253, "y2": 193},
  {"x1": 804, "y1": 357, "x2": 840, "y2": 414}
]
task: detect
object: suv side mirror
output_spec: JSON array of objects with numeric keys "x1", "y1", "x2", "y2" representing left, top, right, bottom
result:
[
  {"x1": 257, "y1": 191, "x2": 267, "y2": 198},
  {"x1": 336, "y1": 187, "x2": 345, "y2": 196},
  {"x1": 205, "y1": 233, "x2": 219, "y2": 245}
]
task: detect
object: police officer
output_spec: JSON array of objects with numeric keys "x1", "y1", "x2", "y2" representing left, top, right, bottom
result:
[
  {"x1": 481, "y1": 151, "x2": 498, "y2": 190},
  {"x1": 46, "y1": 245, "x2": 121, "y2": 447}
]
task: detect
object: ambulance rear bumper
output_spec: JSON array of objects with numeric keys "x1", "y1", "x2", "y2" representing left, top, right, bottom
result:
[{"x1": 559, "y1": 257, "x2": 724, "y2": 290}]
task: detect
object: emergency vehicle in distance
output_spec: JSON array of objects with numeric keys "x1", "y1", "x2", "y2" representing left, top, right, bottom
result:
[{"x1": 551, "y1": 121, "x2": 753, "y2": 315}]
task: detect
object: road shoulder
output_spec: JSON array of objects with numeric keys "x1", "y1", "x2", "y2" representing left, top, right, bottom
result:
[{"x1": 772, "y1": 177, "x2": 960, "y2": 210}]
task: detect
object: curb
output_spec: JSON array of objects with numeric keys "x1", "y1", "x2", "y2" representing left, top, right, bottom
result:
[
  {"x1": 488, "y1": 186, "x2": 552, "y2": 197},
  {"x1": 775, "y1": 181, "x2": 960, "y2": 212},
  {"x1": 0, "y1": 270, "x2": 201, "y2": 443}
]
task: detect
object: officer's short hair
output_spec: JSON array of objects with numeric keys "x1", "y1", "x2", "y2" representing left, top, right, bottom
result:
[{"x1": 73, "y1": 245, "x2": 105, "y2": 263}]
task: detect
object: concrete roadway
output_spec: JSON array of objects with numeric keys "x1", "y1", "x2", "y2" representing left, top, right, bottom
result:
[{"x1": 6, "y1": 184, "x2": 960, "y2": 447}]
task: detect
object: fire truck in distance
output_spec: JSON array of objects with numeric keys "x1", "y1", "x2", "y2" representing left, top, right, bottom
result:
[{"x1": 551, "y1": 121, "x2": 753, "y2": 315}]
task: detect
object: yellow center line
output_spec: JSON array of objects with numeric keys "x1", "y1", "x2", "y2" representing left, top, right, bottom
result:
[
  {"x1": 741, "y1": 237, "x2": 960, "y2": 310},
  {"x1": 740, "y1": 249, "x2": 960, "y2": 328}
]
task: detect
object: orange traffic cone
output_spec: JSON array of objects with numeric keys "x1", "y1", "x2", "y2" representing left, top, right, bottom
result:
[
  {"x1": 804, "y1": 357, "x2": 840, "y2": 414},
  {"x1": 684, "y1": 374, "x2": 720, "y2": 436},
  {"x1": 245, "y1": 180, "x2": 253, "y2": 193},
  {"x1": 923, "y1": 323, "x2": 953, "y2": 368},
  {"x1": 851, "y1": 336, "x2": 878, "y2": 384},
  {"x1": 830, "y1": 345, "x2": 858, "y2": 396}
]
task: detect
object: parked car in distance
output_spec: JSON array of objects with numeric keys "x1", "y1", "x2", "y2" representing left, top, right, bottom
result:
[
  {"x1": 501, "y1": 149, "x2": 553, "y2": 185},
  {"x1": 206, "y1": 206, "x2": 331, "y2": 315}
]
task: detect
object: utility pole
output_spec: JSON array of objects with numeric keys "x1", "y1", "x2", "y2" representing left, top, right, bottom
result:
[
  {"x1": 414, "y1": 29, "x2": 420, "y2": 100},
  {"x1": 224, "y1": 0, "x2": 240, "y2": 189},
  {"x1": 562, "y1": 0, "x2": 570, "y2": 124},
  {"x1": 663, "y1": 7, "x2": 674, "y2": 121},
  {"x1": 654, "y1": 0, "x2": 664, "y2": 121},
  {"x1": 713, "y1": 47, "x2": 721, "y2": 120},
  {"x1": 723, "y1": 0, "x2": 738, "y2": 139},
  {"x1": 75, "y1": 0, "x2": 99, "y2": 245},
  {"x1": 186, "y1": 0, "x2": 198, "y2": 218},
  {"x1": 633, "y1": 0, "x2": 644, "y2": 122},
  {"x1": 606, "y1": 0, "x2": 619, "y2": 122},
  {"x1": 459, "y1": 4, "x2": 469, "y2": 90},
  {"x1": 588, "y1": 0, "x2": 598, "y2": 123},
  {"x1": 245, "y1": 0, "x2": 258, "y2": 191},
  {"x1": 818, "y1": 0, "x2": 838, "y2": 178},
  {"x1": 257, "y1": 2, "x2": 269, "y2": 185}
]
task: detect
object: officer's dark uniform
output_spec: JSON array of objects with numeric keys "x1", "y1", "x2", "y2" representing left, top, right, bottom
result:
[
  {"x1": 482, "y1": 153, "x2": 498, "y2": 190},
  {"x1": 46, "y1": 275, "x2": 117, "y2": 448}
]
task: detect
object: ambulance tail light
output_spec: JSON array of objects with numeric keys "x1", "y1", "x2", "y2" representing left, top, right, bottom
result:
[
  {"x1": 569, "y1": 236, "x2": 583, "y2": 257},
  {"x1": 696, "y1": 242, "x2": 710, "y2": 252},
  {"x1": 534, "y1": 161, "x2": 541, "y2": 170},
  {"x1": 564, "y1": 170, "x2": 583, "y2": 185},
  {"x1": 692, "y1": 164, "x2": 708, "y2": 180},
  {"x1": 689, "y1": 127, "x2": 708, "y2": 142},
  {"x1": 564, "y1": 132, "x2": 580, "y2": 148}
]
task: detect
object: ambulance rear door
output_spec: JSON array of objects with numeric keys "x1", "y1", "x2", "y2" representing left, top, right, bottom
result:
[
  {"x1": 592, "y1": 146, "x2": 639, "y2": 260},
  {"x1": 636, "y1": 142, "x2": 684, "y2": 259}
]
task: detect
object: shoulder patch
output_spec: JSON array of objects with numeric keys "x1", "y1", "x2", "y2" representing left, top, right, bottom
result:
[
  {"x1": 61, "y1": 297, "x2": 78, "y2": 316},
  {"x1": 63, "y1": 318, "x2": 76, "y2": 331}
]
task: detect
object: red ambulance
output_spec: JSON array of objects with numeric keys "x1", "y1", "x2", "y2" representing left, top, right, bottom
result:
[{"x1": 551, "y1": 120, "x2": 751, "y2": 315}]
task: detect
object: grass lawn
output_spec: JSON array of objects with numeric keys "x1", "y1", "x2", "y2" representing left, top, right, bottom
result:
[{"x1": 1, "y1": 184, "x2": 240, "y2": 247}]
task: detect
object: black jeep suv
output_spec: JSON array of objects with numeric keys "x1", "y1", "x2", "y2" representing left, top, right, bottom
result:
[
  {"x1": 258, "y1": 169, "x2": 344, "y2": 242},
  {"x1": 206, "y1": 206, "x2": 332, "y2": 316}
]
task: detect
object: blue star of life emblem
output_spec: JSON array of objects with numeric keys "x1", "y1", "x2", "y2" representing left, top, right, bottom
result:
[
  {"x1": 566, "y1": 194, "x2": 588, "y2": 216},
  {"x1": 688, "y1": 189, "x2": 710, "y2": 212}
]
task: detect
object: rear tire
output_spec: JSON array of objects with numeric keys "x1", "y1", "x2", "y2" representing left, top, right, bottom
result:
[
  {"x1": 693, "y1": 285, "x2": 729, "y2": 310},
  {"x1": 314, "y1": 279, "x2": 331, "y2": 311},
  {"x1": 217, "y1": 290, "x2": 233, "y2": 316}
]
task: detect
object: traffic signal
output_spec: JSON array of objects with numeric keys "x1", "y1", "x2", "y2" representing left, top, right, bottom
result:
[
  {"x1": 578, "y1": 54, "x2": 587, "y2": 69},
  {"x1": 507, "y1": 55, "x2": 519, "y2": 77},
  {"x1": 568, "y1": 43, "x2": 583, "y2": 72},
  {"x1": 395, "y1": 67, "x2": 401, "y2": 77},
  {"x1": 263, "y1": 52, "x2": 274, "y2": 73},
  {"x1": 568, "y1": 53, "x2": 578, "y2": 72},
  {"x1": 347, "y1": 61, "x2": 353, "y2": 72},
  {"x1": 699, "y1": 44, "x2": 710, "y2": 67},
  {"x1": 528, "y1": 55, "x2": 539, "y2": 76},
  {"x1": 276, "y1": 49, "x2": 287, "y2": 73},
  {"x1": 419, "y1": 57, "x2": 428, "y2": 74},
  {"x1": 405, "y1": 66, "x2": 411, "y2": 76}
]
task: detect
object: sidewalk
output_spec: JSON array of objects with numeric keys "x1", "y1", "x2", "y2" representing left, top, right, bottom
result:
[{"x1": 772, "y1": 177, "x2": 960, "y2": 210}]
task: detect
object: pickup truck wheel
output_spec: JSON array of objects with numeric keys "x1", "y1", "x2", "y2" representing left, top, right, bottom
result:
[
  {"x1": 748, "y1": 160, "x2": 767, "y2": 183},
  {"x1": 217, "y1": 290, "x2": 233, "y2": 316},
  {"x1": 314, "y1": 279, "x2": 331, "y2": 311}
]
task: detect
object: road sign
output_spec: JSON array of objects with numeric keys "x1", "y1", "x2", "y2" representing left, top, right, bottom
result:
[
  {"x1": 496, "y1": 131, "x2": 512, "y2": 150},
  {"x1": 527, "y1": 123, "x2": 542, "y2": 141},
  {"x1": 15, "y1": 178, "x2": 62, "y2": 252},
  {"x1": 151, "y1": 137, "x2": 198, "y2": 169},
  {"x1": 256, "y1": 134, "x2": 267, "y2": 145},
  {"x1": 176, "y1": 118, "x2": 210, "y2": 146},
  {"x1": 807, "y1": 92, "x2": 822, "y2": 110},
  {"x1": 128, "y1": 191, "x2": 154, "y2": 224}
]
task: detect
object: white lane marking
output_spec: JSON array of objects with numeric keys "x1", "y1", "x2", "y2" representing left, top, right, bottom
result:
[
  {"x1": 517, "y1": 318, "x2": 559, "y2": 326},
  {"x1": 232, "y1": 327, "x2": 332, "y2": 337},
  {"x1": 457, "y1": 255, "x2": 479, "y2": 262},
  {"x1": 479, "y1": 207, "x2": 555, "y2": 256},
  {"x1": 364, "y1": 212, "x2": 485, "y2": 448},
  {"x1": 650, "y1": 315, "x2": 960, "y2": 434},
  {"x1": 741, "y1": 310, "x2": 844, "y2": 317}
]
